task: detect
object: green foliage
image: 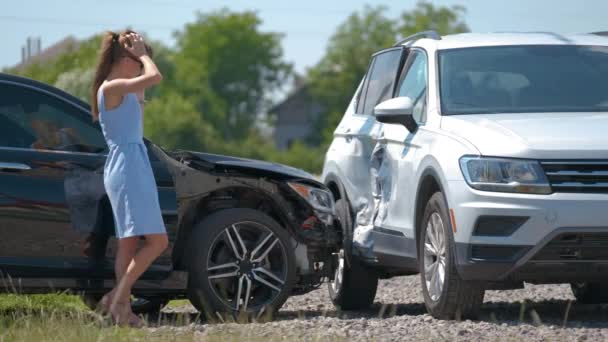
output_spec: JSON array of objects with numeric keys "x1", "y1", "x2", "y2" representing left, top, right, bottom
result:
[
  {"x1": 399, "y1": 1, "x2": 469, "y2": 36},
  {"x1": 54, "y1": 67, "x2": 95, "y2": 101},
  {"x1": 143, "y1": 92, "x2": 219, "y2": 152},
  {"x1": 272, "y1": 141, "x2": 325, "y2": 175},
  {"x1": 9, "y1": 36, "x2": 101, "y2": 86},
  {"x1": 173, "y1": 9, "x2": 292, "y2": 140},
  {"x1": 0, "y1": 293, "x2": 85, "y2": 314}
]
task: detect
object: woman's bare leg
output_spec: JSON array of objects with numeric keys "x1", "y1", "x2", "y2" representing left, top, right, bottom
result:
[
  {"x1": 109, "y1": 233, "x2": 169, "y2": 325},
  {"x1": 99, "y1": 237, "x2": 139, "y2": 312}
]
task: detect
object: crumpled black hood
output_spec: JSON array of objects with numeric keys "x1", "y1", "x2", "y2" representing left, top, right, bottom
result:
[{"x1": 172, "y1": 150, "x2": 317, "y2": 181}]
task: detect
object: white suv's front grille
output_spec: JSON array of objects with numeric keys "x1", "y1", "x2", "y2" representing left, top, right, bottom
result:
[{"x1": 540, "y1": 161, "x2": 608, "y2": 193}]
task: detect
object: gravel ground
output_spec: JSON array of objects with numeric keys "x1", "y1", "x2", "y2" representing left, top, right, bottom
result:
[{"x1": 156, "y1": 276, "x2": 608, "y2": 341}]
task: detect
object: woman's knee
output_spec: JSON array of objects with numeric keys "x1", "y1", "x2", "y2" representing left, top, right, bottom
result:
[
  {"x1": 118, "y1": 236, "x2": 139, "y2": 252},
  {"x1": 146, "y1": 233, "x2": 169, "y2": 252}
]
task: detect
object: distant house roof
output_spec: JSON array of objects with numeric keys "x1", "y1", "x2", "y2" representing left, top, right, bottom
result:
[
  {"x1": 269, "y1": 74, "x2": 308, "y2": 113},
  {"x1": 270, "y1": 82, "x2": 309, "y2": 115},
  {"x1": 13, "y1": 36, "x2": 79, "y2": 71}
]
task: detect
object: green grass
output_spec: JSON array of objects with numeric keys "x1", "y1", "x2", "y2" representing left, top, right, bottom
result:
[
  {"x1": 0, "y1": 293, "x2": 86, "y2": 314},
  {"x1": 0, "y1": 294, "x2": 195, "y2": 341},
  {"x1": 0, "y1": 294, "x2": 344, "y2": 341},
  {"x1": 0, "y1": 293, "x2": 189, "y2": 313},
  {"x1": 0, "y1": 294, "x2": 298, "y2": 341}
]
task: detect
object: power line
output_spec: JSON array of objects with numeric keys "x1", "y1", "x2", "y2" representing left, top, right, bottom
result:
[
  {"x1": 0, "y1": 15, "x2": 329, "y2": 35},
  {"x1": 79, "y1": 0, "x2": 352, "y2": 14},
  {"x1": 0, "y1": 15, "x2": 177, "y2": 31}
]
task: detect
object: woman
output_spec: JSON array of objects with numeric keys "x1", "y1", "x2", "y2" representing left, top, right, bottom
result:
[{"x1": 91, "y1": 30, "x2": 168, "y2": 326}]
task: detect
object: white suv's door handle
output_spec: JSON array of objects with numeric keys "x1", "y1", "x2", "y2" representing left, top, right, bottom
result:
[
  {"x1": 0, "y1": 162, "x2": 31, "y2": 171},
  {"x1": 344, "y1": 128, "x2": 353, "y2": 142}
]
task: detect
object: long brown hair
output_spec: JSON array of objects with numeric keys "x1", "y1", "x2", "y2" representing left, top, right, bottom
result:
[{"x1": 90, "y1": 30, "x2": 152, "y2": 121}]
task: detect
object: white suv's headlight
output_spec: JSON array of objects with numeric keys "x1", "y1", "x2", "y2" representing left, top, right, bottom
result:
[{"x1": 459, "y1": 156, "x2": 551, "y2": 194}]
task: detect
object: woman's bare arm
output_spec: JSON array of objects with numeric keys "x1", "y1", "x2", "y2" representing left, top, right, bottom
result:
[{"x1": 103, "y1": 33, "x2": 162, "y2": 97}]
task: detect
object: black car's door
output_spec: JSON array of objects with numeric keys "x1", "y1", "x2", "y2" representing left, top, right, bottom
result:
[{"x1": 0, "y1": 81, "x2": 113, "y2": 279}]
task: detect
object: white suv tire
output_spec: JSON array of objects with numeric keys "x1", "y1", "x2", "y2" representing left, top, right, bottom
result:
[
  {"x1": 419, "y1": 192, "x2": 485, "y2": 319},
  {"x1": 328, "y1": 198, "x2": 378, "y2": 310}
]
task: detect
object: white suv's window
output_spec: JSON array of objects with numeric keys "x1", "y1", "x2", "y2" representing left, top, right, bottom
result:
[
  {"x1": 440, "y1": 45, "x2": 608, "y2": 114},
  {"x1": 361, "y1": 49, "x2": 402, "y2": 115},
  {"x1": 397, "y1": 50, "x2": 428, "y2": 123}
]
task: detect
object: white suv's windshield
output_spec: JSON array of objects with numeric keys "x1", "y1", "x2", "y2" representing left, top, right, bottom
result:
[{"x1": 439, "y1": 45, "x2": 608, "y2": 115}]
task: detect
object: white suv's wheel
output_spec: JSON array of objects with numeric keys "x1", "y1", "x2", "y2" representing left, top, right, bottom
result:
[
  {"x1": 419, "y1": 192, "x2": 485, "y2": 320},
  {"x1": 328, "y1": 198, "x2": 378, "y2": 310},
  {"x1": 423, "y1": 211, "x2": 447, "y2": 302}
]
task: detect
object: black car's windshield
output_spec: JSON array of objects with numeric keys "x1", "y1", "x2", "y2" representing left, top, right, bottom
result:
[{"x1": 439, "y1": 45, "x2": 608, "y2": 115}]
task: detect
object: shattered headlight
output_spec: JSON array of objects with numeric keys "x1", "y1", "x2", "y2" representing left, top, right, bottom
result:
[
  {"x1": 288, "y1": 182, "x2": 336, "y2": 227},
  {"x1": 288, "y1": 182, "x2": 335, "y2": 214},
  {"x1": 459, "y1": 156, "x2": 551, "y2": 194}
]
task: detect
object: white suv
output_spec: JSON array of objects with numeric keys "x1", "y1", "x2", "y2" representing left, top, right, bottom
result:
[{"x1": 321, "y1": 31, "x2": 608, "y2": 319}]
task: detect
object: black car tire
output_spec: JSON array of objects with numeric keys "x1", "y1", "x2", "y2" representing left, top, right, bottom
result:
[
  {"x1": 186, "y1": 208, "x2": 296, "y2": 316},
  {"x1": 419, "y1": 192, "x2": 485, "y2": 320},
  {"x1": 571, "y1": 282, "x2": 608, "y2": 304},
  {"x1": 328, "y1": 198, "x2": 378, "y2": 310},
  {"x1": 81, "y1": 294, "x2": 169, "y2": 315}
]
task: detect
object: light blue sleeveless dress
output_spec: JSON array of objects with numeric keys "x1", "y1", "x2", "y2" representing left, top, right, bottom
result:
[{"x1": 97, "y1": 88, "x2": 166, "y2": 239}]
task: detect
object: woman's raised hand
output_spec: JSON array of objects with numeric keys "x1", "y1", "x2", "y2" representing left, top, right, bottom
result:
[{"x1": 125, "y1": 33, "x2": 147, "y2": 58}]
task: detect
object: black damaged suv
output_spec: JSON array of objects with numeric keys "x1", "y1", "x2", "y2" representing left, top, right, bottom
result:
[{"x1": 0, "y1": 73, "x2": 340, "y2": 315}]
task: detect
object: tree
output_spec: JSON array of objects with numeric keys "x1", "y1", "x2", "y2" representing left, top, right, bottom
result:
[
  {"x1": 144, "y1": 92, "x2": 219, "y2": 151},
  {"x1": 399, "y1": 1, "x2": 469, "y2": 36},
  {"x1": 173, "y1": 9, "x2": 292, "y2": 140},
  {"x1": 9, "y1": 36, "x2": 101, "y2": 86},
  {"x1": 54, "y1": 67, "x2": 95, "y2": 101}
]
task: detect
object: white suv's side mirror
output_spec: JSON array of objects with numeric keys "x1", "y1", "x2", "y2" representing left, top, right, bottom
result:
[{"x1": 373, "y1": 97, "x2": 418, "y2": 132}]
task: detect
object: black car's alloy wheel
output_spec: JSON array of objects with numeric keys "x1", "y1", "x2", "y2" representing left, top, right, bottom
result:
[
  {"x1": 187, "y1": 208, "x2": 296, "y2": 315},
  {"x1": 207, "y1": 222, "x2": 287, "y2": 311}
]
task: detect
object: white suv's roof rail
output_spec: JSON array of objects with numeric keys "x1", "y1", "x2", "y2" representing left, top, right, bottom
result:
[
  {"x1": 591, "y1": 31, "x2": 608, "y2": 37},
  {"x1": 393, "y1": 30, "x2": 441, "y2": 47}
]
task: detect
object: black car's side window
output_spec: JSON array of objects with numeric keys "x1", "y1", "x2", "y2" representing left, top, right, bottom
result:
[
  {"x1": 361, "y1": 49, "x2": 403, "y2": 115},
  {"x1": 0, "y1": 83, "x2": 106, "y2": 153},
  {"x1": 396, "y1": 50, "x2": 428, "y2": 123}
]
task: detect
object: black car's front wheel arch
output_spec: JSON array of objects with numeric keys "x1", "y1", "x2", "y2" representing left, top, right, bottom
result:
[{"x1": 171, "y1": 185, "x2": 297, "y2": 270}]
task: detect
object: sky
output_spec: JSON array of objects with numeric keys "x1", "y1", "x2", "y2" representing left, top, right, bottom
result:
[{"x1": 2, "y1": 0, "x2": 608, "y2": 74}]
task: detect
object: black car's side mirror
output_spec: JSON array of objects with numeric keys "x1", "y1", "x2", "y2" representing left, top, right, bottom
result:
[{"x1": 374, "y1": 97, "x2": 418, "y2": 132}]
